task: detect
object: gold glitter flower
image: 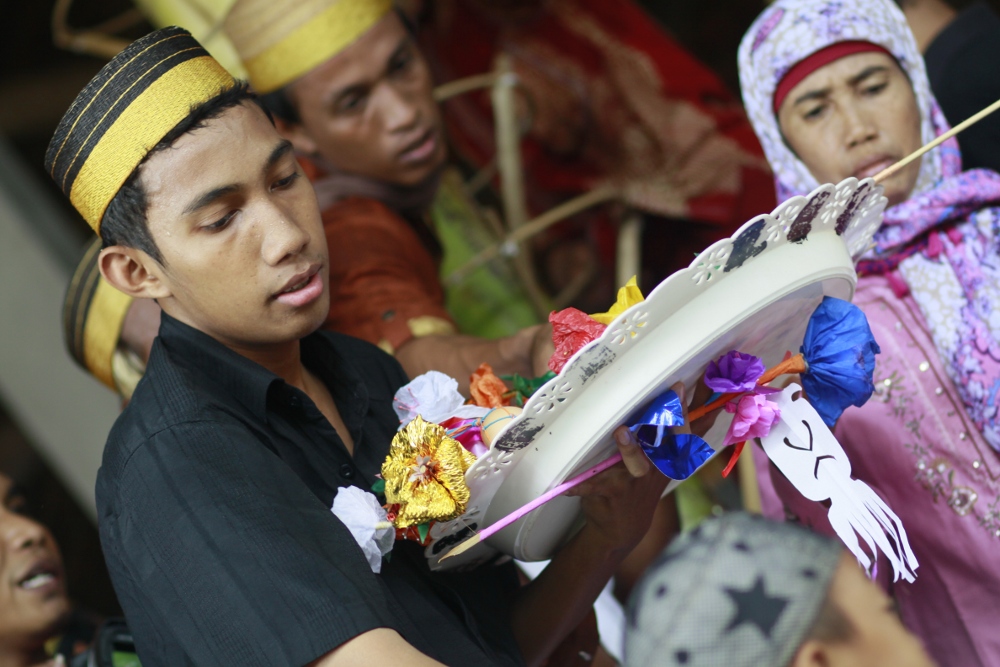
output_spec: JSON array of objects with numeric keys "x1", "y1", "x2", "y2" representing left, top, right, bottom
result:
[{"x1": 382, "y1": 416, "x2": 477, "y2": 528}]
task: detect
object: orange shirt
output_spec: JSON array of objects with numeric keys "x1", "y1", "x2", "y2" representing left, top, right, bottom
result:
[{"x1": 322, "y1": 196, "x2": 456, "y2": 352}]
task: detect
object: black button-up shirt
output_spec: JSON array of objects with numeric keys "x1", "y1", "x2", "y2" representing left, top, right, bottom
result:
[{"x1": 96, "y1": 313, "x2": 524, "y2": 666}]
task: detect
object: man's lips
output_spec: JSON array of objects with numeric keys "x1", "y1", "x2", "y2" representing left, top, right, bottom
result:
[
  {"x1": 853, "y1": 156, "x2": 896, "y2": 180},
  {"x1": 16, "y1": 557, "x2": 61, "y2": 594},
  {"x1": 398, "y1": 128, "x2": 438, "y2": 165},
  {"x1": 274, "y1": 265, "x2": 324, "y2": 307}
]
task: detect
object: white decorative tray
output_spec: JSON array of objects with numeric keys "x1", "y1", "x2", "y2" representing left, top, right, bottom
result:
[{"x1": 426, "y1": 177, "x2": 886, "y2": 570}]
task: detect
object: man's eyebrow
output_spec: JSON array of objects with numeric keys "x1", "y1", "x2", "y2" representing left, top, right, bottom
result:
[
  {"x1": 182, "y1": 183, "x2": 240, "y2": 216},
  {"x1": 848, "y1": 65, "x2": 889, "y2": 87},
  {"x1": 265, "y1": 140, "x2": 294, "y2": 174},
  {"x1": 327, "y1": 36, "x2": 412, "y2": 106},
  {"x1": 386, "y1": 36, "x2": 412, "y2": 69},
  {"x1": 182, "y1": 140, "x2": 294, "y2": 215}
]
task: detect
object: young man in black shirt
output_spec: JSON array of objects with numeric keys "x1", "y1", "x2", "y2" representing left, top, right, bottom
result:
[{"x1": 47, "y1": 27, "x2": 676, "y2": 667}]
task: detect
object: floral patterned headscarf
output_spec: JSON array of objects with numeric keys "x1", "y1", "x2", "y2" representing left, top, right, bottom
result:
[
  {"x1": 738, "y1": 0, "x2": 1000, "y2": 452},
  {"x1": 737, "y1": 0, "x2": 943, "y2": 202}
]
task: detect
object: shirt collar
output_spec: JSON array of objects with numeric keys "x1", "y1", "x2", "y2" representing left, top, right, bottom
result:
[
  {"x1": 156, "y1": 313, "x2": 370, "y2": 428},
  {"x1": 156, "y1": 313, "x2": 277, "y2": 419}
]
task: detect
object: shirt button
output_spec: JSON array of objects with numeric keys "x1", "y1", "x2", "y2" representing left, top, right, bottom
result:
[
  {"x1": 288, "y1": 395, "x2": 302, "y2": 409},
  {"x1": 339, "y1": 464, "x2": 355, "y2": 479}
]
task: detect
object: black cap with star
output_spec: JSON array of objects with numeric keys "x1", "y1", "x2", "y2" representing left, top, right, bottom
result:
[{"x1": 624, "y1": 512, "x2": 842, "y2": 667}]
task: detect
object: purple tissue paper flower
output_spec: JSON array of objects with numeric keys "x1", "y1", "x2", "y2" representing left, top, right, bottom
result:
[
  {"x1": 723, "y1": 394, "x2": 781, "y2": 446},
  {"x1": 705, "y1": 351, "x2": 765, "y2": 393}
]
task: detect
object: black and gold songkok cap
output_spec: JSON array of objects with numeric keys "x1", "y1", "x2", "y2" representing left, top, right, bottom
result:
[
  {"x1": 45, "y1": 26, "x2": 236, "y2": 233},
  {"x1": 63, "y1": 238, "x2": 139, "y2": 396},
  {"x1": 224, "y1": 0, "x2": 393, "y2": 94}
]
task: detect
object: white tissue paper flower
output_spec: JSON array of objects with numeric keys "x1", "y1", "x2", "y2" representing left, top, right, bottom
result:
[
  {"x1": 331, "y1": 486, "x2": 395, "y2": 573},
  {"x1": 392, "y1": 371, "x2": 490, "y2": 429}
]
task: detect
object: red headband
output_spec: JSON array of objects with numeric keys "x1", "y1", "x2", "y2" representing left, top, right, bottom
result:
[{"x1": 773, "y1": 41, "x2": 893, "y2": 114}]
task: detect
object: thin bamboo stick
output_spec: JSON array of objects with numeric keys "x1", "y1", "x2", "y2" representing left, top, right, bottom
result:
[
  {"x1": 51, "y1": 0, "x2": 137, "y2": 59},
  {"x1": 874, "y1": 97, "x2": 1000, "y2": 183},
  {"x1": 443, "y1": 184, "x2": 619, "y2": 286},
  {"x1": 433, "y1": 73, "x2": 499, "y2": 102}
]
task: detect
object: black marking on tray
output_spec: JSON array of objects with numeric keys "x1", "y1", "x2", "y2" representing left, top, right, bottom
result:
[
  {"x1": 724, "y1": 219, "x2": 767, "y2": 271},
  {"x1": 496, "y1": 421, "x2": 544, "y2": 451},
  {"x1": 835, "y1": 182, "x2": 870, "y2": 235},
  {"x1": 431, "y1": 524, "x2": 478, "y2": 555},
  {"x1": 579, "y1": 347, "x2": 616, "y2": 384},
  {"x1": 788, "y1": 190, "x2": 830, "y2": 242}
]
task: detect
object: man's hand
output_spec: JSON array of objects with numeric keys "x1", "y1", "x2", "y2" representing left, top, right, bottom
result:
[
  {"x1": 510, "y1": 383, "x2": 691, "y2": 665},
  {"x1": 565, "y1": 382, "x2": 687, "y2": 557}
]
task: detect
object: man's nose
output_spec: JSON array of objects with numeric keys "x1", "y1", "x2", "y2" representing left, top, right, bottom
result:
[
  {"x1": 260, "y1": 210, "x2": 310, "y2": 266},
  {"x1": 1, "y1": 511, "x2": 46, "y2": 553},
  {"x1": 381, "y1": 83, "x2": 420, "y2": 133}
]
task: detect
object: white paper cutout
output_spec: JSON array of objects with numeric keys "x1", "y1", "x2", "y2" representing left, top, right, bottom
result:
[
  {"x1": 392, "y1": 371, "x2": 490, "y2": 429},
  {"x1": 331, "y1": 486, "x2": 395, "y2": 573},
  {"x1": 760, "y1": 384, "x2": 918, "y2": 583}
]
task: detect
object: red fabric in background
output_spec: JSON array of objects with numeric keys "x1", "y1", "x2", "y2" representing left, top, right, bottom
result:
[{"x1": 419, "y1": 0, "x2": 776, "y2": 231}]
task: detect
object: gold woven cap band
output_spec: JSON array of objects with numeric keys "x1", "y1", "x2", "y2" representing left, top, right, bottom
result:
[
  {"x1": 45, "y1": 27, "x2": 236, "y2": 233},
  {"x1": 63, "y1": 238, "x2": 134, "y2": 392},
  {"x1": 224, "y1": 0, "x2": 394, "y2": 94}
]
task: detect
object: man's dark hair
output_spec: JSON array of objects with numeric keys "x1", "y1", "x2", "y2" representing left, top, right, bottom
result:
[
  {"x1": 100, "y1": 82, "x2": 260, "y2": 264},
  {"x1": 258, "y1": 87, "x2": 301, "y2": 125}
]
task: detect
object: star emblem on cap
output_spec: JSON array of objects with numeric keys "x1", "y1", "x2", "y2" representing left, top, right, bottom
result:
[{"x1": 723, "y1": 575, "x2": 788, "y2": 638}]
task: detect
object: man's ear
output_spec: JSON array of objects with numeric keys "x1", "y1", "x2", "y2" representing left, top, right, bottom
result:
[
  {"x1": 99, "y1": 245, "x2": 171, "y2": 300},
  {"x1": 789, "y1": 639, "x2": 831, "y2": 667},
  {"x1": 274, "y1": 115, "x2": 319, "y2": 157}
]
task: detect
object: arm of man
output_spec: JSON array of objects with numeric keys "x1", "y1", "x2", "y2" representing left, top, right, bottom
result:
[
  {"x1": 101, "y1": 420, "x2": 431, "y2": 666},
  {"x1": 308, "y1": 629, "x2": 443, "y2": 667},
  {"x1": 395, "y1": 324, "x2": 553, "y2": 393},
  {"x1": 323, "y1": 198, "x2": 552, "y2": 390},
  {"x1": 507, "y1": 384, "x2": 693, "y2": 666}
]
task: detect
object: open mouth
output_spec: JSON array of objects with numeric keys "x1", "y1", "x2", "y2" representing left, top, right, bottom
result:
[
  {"x1": 853, "y1": 156, "x2": 895, "y2": 180},
  {"x1": 18, "y1": 561, "x2": 60, "y2": 592},
  {"x1": 274, "y1": 264, "x2": 324, "y2": 308},
  {"x1": 280, "y1": 275, "x2": 312, "y2": 294},
  {"x1": 399, "y1": 128, "x2": 438, "y2": 164}
]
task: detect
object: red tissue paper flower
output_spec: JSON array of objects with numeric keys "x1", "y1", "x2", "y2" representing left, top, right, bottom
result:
[{"x1": 548, "y1": 308, "x2": 607, "y2": 373}]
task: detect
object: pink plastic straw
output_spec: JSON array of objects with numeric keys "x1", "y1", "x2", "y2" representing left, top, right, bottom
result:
[{"x1": 475, "y1": 451, "x2": 624, "y2": 542}]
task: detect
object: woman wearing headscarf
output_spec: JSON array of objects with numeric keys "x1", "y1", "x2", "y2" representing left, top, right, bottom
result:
[{"x1": 738, "y1": 1, "x2": 1000, "y2": 665}]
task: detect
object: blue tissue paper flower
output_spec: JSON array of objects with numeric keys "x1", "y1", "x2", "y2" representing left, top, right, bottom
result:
[
  {"x1": 629, "y1": 390, "x2": 714, "y2": 480},
  {"x1": 801, "y1": 296, "x2": 881, "y2": 426}
]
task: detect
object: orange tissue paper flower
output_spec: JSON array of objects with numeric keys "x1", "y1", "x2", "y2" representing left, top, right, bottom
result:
[{"x1": 469, "y1": 363, "x2": 511, "y2": 408}]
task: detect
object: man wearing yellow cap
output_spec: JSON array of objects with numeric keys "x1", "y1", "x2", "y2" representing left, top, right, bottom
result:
[
  {"x1": 48, "y1": 25, "x2": 671, "y2": 667},
  {"x1": 221, "y1": 0, "x2": 549, "y2": 391},
  {"x1": 67, "y1": 0, "x2": 546, "y2": 398}
]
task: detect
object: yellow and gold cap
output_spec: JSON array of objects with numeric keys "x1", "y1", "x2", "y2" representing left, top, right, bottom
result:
[
  {"x1": 62, "y1": 238, "x2": 134, "y2": 392},
  {"x1": 45, "y1": 26, "x2": 236, "y2": 233},
  {"x1": 223, "y1": 0, "x2": 393, "y2": 94}
]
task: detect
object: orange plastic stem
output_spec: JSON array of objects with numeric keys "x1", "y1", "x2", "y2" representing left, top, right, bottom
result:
[
  {"x1": 721, "y1": 441, "x2": 746, "y2": 478},
  {"x1": 686, "y1": 353, "x2": 806, "y2": 422}
]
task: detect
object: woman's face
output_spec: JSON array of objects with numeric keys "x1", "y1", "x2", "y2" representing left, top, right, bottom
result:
[
  {"x1": 778, "y1": 51, "x2": 923, "y2": 207},
  {"x1": 0, "y1": 473, "x2": 69, "y2": 653}
]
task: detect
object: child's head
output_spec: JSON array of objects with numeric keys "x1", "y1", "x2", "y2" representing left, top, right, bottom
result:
[{"x1": 625, "y1": 512, "x2": 935, "y2": 667}]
